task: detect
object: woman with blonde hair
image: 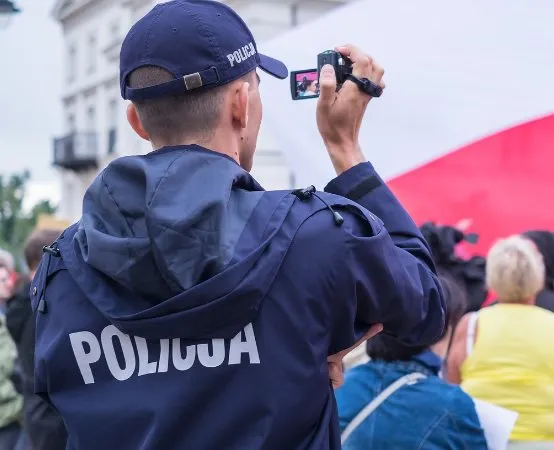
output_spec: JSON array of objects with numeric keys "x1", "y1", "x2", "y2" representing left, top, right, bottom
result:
[{"x1": 446, "y1": 235, "x2": 554, "y2": 448}]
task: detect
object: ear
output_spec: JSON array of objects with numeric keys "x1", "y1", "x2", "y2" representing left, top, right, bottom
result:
[
  {"x1": 126, "y1": 103, "x2": 150, "y2": 141},
  {"x1": 231, "y1": 81, "x2": 250, "y2": 129}
]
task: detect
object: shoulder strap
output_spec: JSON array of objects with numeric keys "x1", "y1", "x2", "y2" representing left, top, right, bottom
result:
[
  {"x1": 341, "y1": 372, "x2": 426, "y2": 445},
  {"x1": 466, "y1": 312, "x2": 479, "y2": 357}
]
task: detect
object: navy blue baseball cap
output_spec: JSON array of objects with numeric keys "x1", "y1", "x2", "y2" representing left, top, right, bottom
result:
[{"x1": 120, "y1": 0, "x2": 288, "y2": 101}]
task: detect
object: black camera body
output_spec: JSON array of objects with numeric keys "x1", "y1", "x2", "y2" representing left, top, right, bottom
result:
[
  {"x1": 317, "y1": 50, "x2": 353, "y2": 87},
  {"x1": 290, "y1": 50, "x2": 384, "y2": 100},
  {"x1": 290, "y1": 50, "x2": 353, "y2": 100}
]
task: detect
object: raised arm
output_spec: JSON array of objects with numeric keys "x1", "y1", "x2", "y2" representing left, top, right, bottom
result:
[{"x1": 326, "y1": 163, "x2": 446, "y2": 346}]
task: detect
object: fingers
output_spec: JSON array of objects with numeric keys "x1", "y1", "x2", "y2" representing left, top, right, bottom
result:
[
  {"x1": 328, "y1": 324, "x2": 384, "y2": 361},
  {"x1": 327, "y1": 324, "x2": 384, "y2": 389},
  {"x1": 367, "y1": 323, "x2": 384, "y2": 339},
  {"x1": 345, "y1": 324, "x2": 383, "y2": 357},
  {"x1": 328, "y1": 361, "x2": 344, "y2": 389},
  {"x1": 336, "y1": 45, "x2": 386, "y2": 96},
  {"x1": 317, "y1": 64, "x2": 337, "y2": 110},
  {"x1": 347, "y1": 324, "x2": 384, "y2": 355},
  {"x1": 335, "y1": 45, "x2": 372, "y2": 79},
  {"x1": 335, "y1": 45, "x2": 367, "y2": 65},
  {"x1": 373, "y1": 63, "x2": 385, "y2": 87}
]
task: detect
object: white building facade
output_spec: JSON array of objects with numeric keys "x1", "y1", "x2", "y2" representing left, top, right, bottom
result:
[{"x1": 52, "y1": 0, "x2": 352, "y2": 222}]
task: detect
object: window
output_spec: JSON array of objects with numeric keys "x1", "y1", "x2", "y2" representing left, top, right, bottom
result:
[
  {"x1": 67, "y1": 44, "x2": 76, "y2": 82},
  {"x1": 86, "y1": 106, "x2": 96, "y2": 132},
  {"x1": 107, "y1": 99, "x2": 118, "y2": 155},
  {"x1": 108, "y1": 99, "x2": 118, "y2": 128},
  {"x1": 87, "y1": 34, "x2": 97, "y2": 73},
  {"x1": 67, "y1": 114, "x2": 75, "y2": 133}
]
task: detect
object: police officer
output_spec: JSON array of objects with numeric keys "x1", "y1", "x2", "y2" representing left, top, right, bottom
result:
[{"x1": 33, "y1": 1, "x2": 445, "y2": 449}]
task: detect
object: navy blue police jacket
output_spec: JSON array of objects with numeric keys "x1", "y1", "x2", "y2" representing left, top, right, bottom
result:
[{"x1": 32, "y1": 145, "x2": 445, "y2": 450}]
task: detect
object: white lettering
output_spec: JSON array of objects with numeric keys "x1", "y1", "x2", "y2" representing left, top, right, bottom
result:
[
  {"x1": 226, "y1": 42, "x2": 257, "y2": 68},
  {"x1": 158, "y1": 339, "x2": 170, "y2": 373},
  {"x1": 69, "y1": 331, "x2": 101, "y2": 385},
  {"x1": 233, "y1": 50, "x2": 242, "y2": 64},
  {"x1": 135, "y1": 337, "x2": 157, "y2": 376},
  {"x1": 172, "y1": 339, "x2": 196, "y2": 371},
  {"x1": 229, "y1": 323, "x2": 260, "y2": 365},
  {"x1": 197, "y1": 339, "x2": 225, "y2": 368},
  {"x1": 101, "y1": 325, "x2": 136, "y2": 381},
  {"x1": 68, "y1": 323, "x2": 260, "y2": 384}
]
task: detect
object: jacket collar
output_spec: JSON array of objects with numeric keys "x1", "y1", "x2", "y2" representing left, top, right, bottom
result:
[{"x1": 411, "y1": 350, "x2": 442, "y2": 375}]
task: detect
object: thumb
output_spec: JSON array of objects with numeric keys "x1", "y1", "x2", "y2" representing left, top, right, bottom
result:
[
  {"x1": 318, "y1": 64, "x2": 337, "y2": 108},
  {"x1": 328, "y1": 361, "x2": 344, "y2": 389}
]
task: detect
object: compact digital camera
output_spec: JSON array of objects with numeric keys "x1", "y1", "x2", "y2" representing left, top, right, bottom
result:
[{"x1": 290, "y1": 50, "x2": 353, "y2": 100}]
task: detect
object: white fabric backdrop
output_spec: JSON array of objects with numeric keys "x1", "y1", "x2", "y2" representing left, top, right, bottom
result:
[{"x1": 257, "y1": 0, "x2": 554, "y2": 189}]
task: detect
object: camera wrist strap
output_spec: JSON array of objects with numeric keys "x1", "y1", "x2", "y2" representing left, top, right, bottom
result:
[{"x1": 345, "y1": 74, "x2": 383, "y2": 97}]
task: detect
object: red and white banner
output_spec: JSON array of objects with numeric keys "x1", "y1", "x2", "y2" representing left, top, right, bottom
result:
[{"x1": 260, "y1": 0, "x2": 554, "y2": 255}]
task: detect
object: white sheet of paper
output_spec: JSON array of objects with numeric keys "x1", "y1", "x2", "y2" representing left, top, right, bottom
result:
[{"x1": 472, "y1": 398, "x2": 519, "y2": 450}]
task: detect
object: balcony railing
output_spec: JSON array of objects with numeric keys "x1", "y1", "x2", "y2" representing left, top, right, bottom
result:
[{"x1": 53, "y1": 132, "x2": 99, "y2": 171}]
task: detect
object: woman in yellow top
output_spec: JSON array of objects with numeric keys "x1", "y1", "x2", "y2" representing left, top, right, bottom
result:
[{"x1": 447, "y1": 235, "x2": 554, "y2": 448}]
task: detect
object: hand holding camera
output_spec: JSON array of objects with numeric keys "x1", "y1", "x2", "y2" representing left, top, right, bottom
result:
[
  {"x1": 318, "y1": 45, "x2": 385, "y2": 175},
  {"x1": 291, "y1": 45, "x2": 385, "y2": 175}
]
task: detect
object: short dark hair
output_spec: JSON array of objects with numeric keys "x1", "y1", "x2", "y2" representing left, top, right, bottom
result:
[
  {"x1": 128, "y1": 66, "x2": 228, "y2": 143},
  {"x1": 24, "y1": 229, "x2": 62, "y2": 271},
  {"x1": 366, "y1": 272, "x2": 468, "y2": 362}
]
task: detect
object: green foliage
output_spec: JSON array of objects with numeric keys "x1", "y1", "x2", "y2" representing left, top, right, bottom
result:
[{"x1": 0, "y1": 170, "x2": 57, "y2": 271}]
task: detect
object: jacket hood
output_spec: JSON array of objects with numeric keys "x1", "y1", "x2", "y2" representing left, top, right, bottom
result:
[{"x1": 59, "y1": 146, "x2": 288, "y2": 340}]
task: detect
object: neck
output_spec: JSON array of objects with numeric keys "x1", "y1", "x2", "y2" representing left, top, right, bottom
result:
[
  {"x1": 429, "y1": 329, "x2": 452, "y2": 359},
  {"x1": 152, "y1": 129, "x2": 241, "y2": 165},
  {"x1": 499, "y1": 297, "x2": 536, "y2": 306},
  {"x1": 430, "y1": 339, "x2": 449, "y2": 360}
]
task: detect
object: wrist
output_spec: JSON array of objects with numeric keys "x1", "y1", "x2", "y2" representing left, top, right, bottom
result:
[{"x1": 325, "y1": 143, "x2": 366, "y2": 175}]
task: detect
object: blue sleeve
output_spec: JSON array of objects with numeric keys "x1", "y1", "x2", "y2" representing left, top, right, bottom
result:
[{"x1": 325, "y1": 163, "x2": 445, "y2": 347}]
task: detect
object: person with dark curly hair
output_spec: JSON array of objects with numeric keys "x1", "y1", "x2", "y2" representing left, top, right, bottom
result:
[{"x1": 522, "y1": 230, "x2": 554, "y2": 313}]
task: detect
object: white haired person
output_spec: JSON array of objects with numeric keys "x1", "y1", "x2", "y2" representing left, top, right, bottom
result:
[{"x1": 446, "y1": 235, "x2": 554, "y2": 448}]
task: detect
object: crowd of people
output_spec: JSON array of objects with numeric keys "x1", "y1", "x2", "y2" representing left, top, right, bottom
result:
[
  {"x1": 0, "y1": 229, "x2": 67, "y2": 450},
  {"x1": 1, "y1": 1, "x2": 552, "y2": 448},
  {"x1": 0, "y1": 222, "x2": 551, "y2": 449},
  {"x1": 338, "y1": 226, "x2": 554, "y2": 449}
]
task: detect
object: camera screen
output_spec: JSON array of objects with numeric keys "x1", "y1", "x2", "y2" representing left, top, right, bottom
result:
[{"x1": 291, "y1": 70, "x2": 320, "y2": 100}]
